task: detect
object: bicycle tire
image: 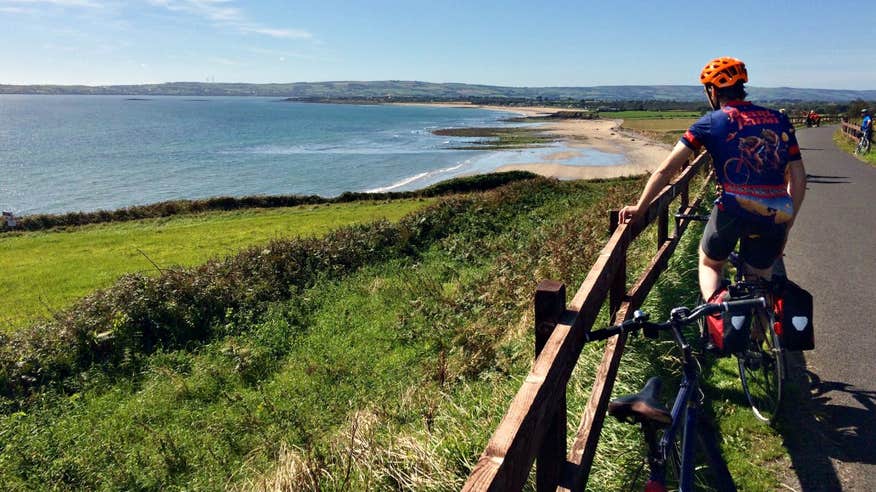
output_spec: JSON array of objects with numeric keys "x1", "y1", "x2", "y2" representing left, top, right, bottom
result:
[
  {"x1": 737, "y1": 308, "x2": 785, "y2": 422},
  {"x1": 856, "y1": 137, "x2": 871, "y2": 155}
]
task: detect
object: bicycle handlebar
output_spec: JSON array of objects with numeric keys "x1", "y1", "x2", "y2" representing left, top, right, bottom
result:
[{"x1": 585, "y1": 297, "x2": 766, "y2": 343}]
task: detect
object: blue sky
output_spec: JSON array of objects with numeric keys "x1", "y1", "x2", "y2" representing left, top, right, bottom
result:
[{"x1": 2, "y1": 0, "x2": 874, "y2": 89}]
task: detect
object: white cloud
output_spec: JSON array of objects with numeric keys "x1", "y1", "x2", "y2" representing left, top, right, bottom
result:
[
  {"x1": 147, "y1": 0, "x2": 312, "y2": 39},
  {"x1": 242, "y1": 26, "x2": 311, "y2": 40},
  {"x1": 208, "y1": 56, "x2": 237, "y2": 66},
  {"x1": 1, "y1": 0, "x2": 105, "y2": 7}
]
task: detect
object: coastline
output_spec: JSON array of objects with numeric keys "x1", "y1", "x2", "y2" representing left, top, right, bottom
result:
[{"x1": 397, "y1": 102, "x2": 670, "y2": 180}]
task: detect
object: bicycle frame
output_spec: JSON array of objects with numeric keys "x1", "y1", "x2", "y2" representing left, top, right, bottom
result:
[
  {"x1": 597, "y1": 299, "x2": 763, "y2": 491},
  {"x1": 647, "y1": 319, "x2": 735, "y2": 492}
]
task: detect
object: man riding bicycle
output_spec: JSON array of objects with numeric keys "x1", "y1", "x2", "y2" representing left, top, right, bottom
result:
[
  {"x1": 619, "y1": 57, "x2": 807, "y2": 310},
  {"x1": 862, "y1": 108, "x2": 873, "y2": 141}
]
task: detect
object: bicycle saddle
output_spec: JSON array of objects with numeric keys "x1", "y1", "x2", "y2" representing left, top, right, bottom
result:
[{"x1": 608, "y1": 377, "x2": 672, "y2": 426}]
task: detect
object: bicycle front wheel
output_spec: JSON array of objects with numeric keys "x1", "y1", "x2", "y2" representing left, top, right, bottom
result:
[{"x1": 737, "y1": 309, "x2": 785, "y2": 422}]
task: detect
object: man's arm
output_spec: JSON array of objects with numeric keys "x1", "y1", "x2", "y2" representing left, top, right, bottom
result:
[
  {"x1": 786, "y1": 159, "x2": 806, "y2": 229},
  {"x1": 619, "y1": 142, "x2": 694, "y2": 223}
]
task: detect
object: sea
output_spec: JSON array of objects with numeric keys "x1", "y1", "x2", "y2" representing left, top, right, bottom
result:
[{"x1": 0, "y1": 95, "x2": 625, "y2": 216}]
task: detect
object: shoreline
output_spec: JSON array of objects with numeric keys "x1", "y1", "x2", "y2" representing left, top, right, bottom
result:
[{"x1": 396, "y1": 102, "x2": 671, "y2": 180}]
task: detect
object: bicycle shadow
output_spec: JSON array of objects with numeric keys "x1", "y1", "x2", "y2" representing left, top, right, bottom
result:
[
  {"x1": 691, "y1": 351, "x2": 846, "y2": 491},
  {"x1": 777, "y1": 351, "x2": 875, "y2": 490}
]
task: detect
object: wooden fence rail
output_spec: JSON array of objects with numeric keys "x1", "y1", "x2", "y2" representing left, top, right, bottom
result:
[
  {"x1": 841, "y1": 120, "x2": 863, "y2": 141},
  {"x1": 788, "y1": 113, "x2": 842, "y2": 126},
  {"x1": 463, "y1": 152, "x2": 712, "y2": 492}
]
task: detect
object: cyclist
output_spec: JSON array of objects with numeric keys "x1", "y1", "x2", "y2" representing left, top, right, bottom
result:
[
  {"x1": 861, "y1": 108, "x2": 872, "y2": 142},
  {"x1": 619, "y1": 57, "x2": 807, "y2": 310},
  {"x1": 806, "y1": 110, "x2": 820, "y2": 127}
]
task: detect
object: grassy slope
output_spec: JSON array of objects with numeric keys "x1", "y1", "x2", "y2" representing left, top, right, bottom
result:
[
  {"x1": 1, "y1": 199, "x2": 433, "y2": 329},
  {"x1": 0, "y1": 174, "x2": 799, "y2": 491},
  {"x1": 0, "y1": 178, "x2": 645, "y2": 490}
]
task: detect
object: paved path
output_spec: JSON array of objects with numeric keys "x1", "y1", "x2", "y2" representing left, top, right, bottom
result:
[{"x1": 782, "y1": 126, "x2": 876, "y2": 491}]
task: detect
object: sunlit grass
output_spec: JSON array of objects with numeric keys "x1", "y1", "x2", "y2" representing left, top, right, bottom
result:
[{"x1": 1, "y1": 199, "x2": 433, "y2": 329}]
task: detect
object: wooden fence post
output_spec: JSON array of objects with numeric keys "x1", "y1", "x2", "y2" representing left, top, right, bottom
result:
[
  {"x1": 608, "y1": 210, "x2": 626, "y2": 316},
  {"x1": 535, "y1": 280, "x2": 567, "y2": 492},
  {"x1": 657, "y1": 205, "x2": 669, "y2": 246}
]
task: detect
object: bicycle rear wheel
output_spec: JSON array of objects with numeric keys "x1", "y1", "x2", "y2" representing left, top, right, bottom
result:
[{"x1": 737, "y1": 309, "x2": 784, "y2": 422}]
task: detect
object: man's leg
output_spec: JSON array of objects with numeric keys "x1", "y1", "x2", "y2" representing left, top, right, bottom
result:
[{"x1": 699, "y1": 246, "x2": 726, "y2": 301}]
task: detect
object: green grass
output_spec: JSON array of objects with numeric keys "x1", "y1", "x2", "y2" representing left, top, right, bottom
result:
[
  {"x1": 0, "y1": 178, "x2": 644, "y2": 490},
  {"x1": 834, "y1": 129, "x2": 876, "y2": 167},
  {"x1": 0, "y1": 199, "x2": 433, "y2": 329},
  {"x1": 619, "y1": 116, "x2": 699, "y2": 146},
  {"x1": 600, "y1": 110, "x2": 702, "y2": 120}
]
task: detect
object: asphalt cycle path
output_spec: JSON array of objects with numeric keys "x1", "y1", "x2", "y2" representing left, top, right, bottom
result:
[{"x1": 781, "y1": 125, "x2": 876, "y2": 491}]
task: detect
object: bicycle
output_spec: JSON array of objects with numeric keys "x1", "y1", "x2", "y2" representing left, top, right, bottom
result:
[
  {"x1": 592, "y1": 297, "x2": 766, "y2": 492},
  {"x1": 854, "y1": 131, "x2": 871, "y2": 155},
  {"x1": 677, "y1": 212, "x2": 786, "y2": 423}
]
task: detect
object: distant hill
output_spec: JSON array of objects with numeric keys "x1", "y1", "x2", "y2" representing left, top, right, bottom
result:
[{"x1": 1, "y1": 80, "x2": 874, "y2": 102}]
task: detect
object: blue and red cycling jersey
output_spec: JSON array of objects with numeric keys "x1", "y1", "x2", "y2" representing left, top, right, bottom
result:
[{"x1": 681, "y1": 101, "x2": 801, "y2": 224}]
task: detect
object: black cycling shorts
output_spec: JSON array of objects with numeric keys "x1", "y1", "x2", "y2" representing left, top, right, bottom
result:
[{"x1": 700, "y1": 205, "x2": 787, "y2": 269}]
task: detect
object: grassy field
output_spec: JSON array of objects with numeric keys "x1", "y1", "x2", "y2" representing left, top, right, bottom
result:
[
  {"x1": 600, "y1": 110, "x2": 702, "y2": 120},
  {"x1": 1, "y1": 199, "x2": 433, "y2": 329},
  {"x1": 618, "y1": 115, "x2": 699, "y2": 145}
]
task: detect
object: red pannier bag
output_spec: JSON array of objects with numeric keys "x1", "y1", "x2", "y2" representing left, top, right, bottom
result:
[
  {"x1": 773, "y1": 280, "x2": 814, "y2": 351},
  {"x1": 706, "y1": 288, "x2": 751, "y2": 354}
]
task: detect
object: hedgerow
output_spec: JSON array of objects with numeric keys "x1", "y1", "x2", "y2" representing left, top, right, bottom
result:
[
  {"x1": 2, "y1": 171, "x2": 538, "y2": 233},
  {"x1": 0, "y1": 175, "x2": 554, "y2": 407}
]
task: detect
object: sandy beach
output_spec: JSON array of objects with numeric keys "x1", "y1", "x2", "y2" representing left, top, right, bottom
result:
[{"x1": 399, "y1": 102, "x2": 671, "y2": 180}]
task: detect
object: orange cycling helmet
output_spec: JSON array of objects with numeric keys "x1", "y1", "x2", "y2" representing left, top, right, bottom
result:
[{"x1": 700, "y1": 57, "x2": 748, "y2": 88}]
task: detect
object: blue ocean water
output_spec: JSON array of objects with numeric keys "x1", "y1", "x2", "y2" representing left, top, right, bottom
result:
[{"x1": 0, "y1": 95, "x2": 623, "y2": 215}]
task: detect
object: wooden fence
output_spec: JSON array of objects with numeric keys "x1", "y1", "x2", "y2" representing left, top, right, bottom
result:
[
  {"x1": 840, "y1": 120, "x2": 863, "y2": 141},
  {"x1": 463, "y1": 152, "x2": 711, "y2": 491},
  {"x1": 788, "y1": 113, "x2": 842, "y2": 126}
]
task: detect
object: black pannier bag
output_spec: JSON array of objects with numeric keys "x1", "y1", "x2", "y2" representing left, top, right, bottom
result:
[
  {"x1": 721, "y1": 309, "x2": 751, "y2": 354},
  {"x1": 774, "y1": 280, "x2": 814, "y2": 351}
]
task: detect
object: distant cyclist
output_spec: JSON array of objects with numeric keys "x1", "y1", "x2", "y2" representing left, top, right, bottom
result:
[
  {"x1": 619, "y1": 57, "x2": 807, "y2": 308},
  {"x1": 862, "y1": 109, "x2": 873, "y2": 141}
]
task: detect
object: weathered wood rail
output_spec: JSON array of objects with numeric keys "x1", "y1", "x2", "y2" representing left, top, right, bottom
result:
[
  {"x1": 788, "y1": 113, "x2": 841, "y2": 126},
  {"x1": 841, "y1": 120, "x2": 864, "y2": 141},
  {"x1": 463, "y1": 152, "x2": 712, "y2": 491}
]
